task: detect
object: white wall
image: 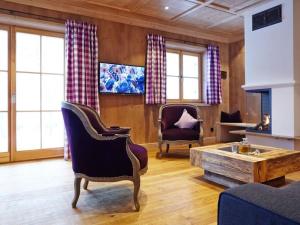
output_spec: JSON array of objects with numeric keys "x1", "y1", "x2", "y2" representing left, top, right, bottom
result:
[
  {"x1": 293, "y1": 0, "x2": 300, "y2": 83},
  {"x1": 294, "y1": 86, "x2": 300, "y2": 136},
  {"x1": 244, "y1": 0, "x2": 294, "y2": 87},
  {"x1": 272, "y1": 86, "x2": 295, "y2": 136},
  {"x1": 243, "y1": 0, "x2": 300, "y2": 136}
]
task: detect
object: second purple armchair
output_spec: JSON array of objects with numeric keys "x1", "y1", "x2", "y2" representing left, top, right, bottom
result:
[{"x1": 158, "y1": 104, "x2": 203, "y2": 157}]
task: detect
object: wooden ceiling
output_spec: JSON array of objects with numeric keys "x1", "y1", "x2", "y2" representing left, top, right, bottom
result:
[{"x1": 1, "y1": 0, "x2": 267, "y2": 42}]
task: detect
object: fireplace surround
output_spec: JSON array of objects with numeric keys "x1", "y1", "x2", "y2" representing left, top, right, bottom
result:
[{"x1": 245, "y1": 89, "x2": 272, "y2": 134}]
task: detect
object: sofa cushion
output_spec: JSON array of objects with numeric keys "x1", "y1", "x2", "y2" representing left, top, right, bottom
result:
[
  {"x1": 174, "y1": 109, "x2": 198, "y2": 129},
  {"x1": 162, "y1": 106, "x2": 198, "y2": 130},
  {"x1": 162, "y1": 128, "x2": 199, "y2": 141},
  {"x1": 218, "y1": 182, "x2": 300, "y2": 225},
  {"x1": 221, "y1": 110, "x2": 242, "y2": 123},
  {"x1": 129, "y1": 144, "x2": 148, "y2": 170}
]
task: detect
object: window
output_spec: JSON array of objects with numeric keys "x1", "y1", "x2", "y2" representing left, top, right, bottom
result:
[
  {"x1": 16, "y1": 30, "x2": 65, "y2": 151},
  {"x1": 166, "y1": 50, "x2": 201, "y2": 102},
  {"x1": 0, "y1": 29, "x2": 8, "y2": 153},
  {"x1": 0, "y1": 25, "x2": 65, "y2": 162}
]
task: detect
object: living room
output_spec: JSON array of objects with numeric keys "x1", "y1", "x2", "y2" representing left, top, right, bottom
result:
[{"x1": 0, "y1": 0, "x2": 299, "y2": 224}]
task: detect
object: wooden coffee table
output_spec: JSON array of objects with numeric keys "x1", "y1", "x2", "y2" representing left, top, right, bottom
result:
[{"x1": 190, "y1": 143, "x2": 300, "y2": 187}]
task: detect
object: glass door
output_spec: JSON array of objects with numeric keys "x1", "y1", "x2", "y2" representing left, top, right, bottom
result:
[
  {"x1": 12, "y1": 28, "x2": 65, "y2": 161},
  {"x1": 0, "y1": 27, "x2": 9, "y2": 163}
]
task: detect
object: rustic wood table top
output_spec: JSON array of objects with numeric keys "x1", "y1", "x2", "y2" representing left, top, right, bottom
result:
[
  {"x1": 190, "y1": 143, "x2": 300, "y2": 187},
  {"x1": 191, "y1": 143, "x2": 300, "y2": 162}
]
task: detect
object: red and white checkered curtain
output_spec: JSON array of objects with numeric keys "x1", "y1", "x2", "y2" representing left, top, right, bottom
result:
[
  {"x1": 64, "y1": 20, "x2": 99, "y2": 159},
  {"x1": 204, "y1": 44, "x2": 222, "y2": 105},
  {"x1": 145, "y1": 34, "x2": 166, "y2": 104}
]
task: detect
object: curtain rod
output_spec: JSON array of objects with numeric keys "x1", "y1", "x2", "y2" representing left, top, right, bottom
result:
[
  {"x1": 0, "y1": 8, "x2": 66, "y2": 23},
  {"x1": 165, "y1": 37, "x2": 207, "y2": 47}
]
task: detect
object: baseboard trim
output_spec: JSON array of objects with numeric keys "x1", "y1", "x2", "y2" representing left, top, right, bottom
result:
[
  {"x1": 139, "y1": 142, "x2": 158, "y2": 149},
  {"x1": 139, "y1": 137, "x2": 217, "y2": 149},
  {"x1": 203, "y1": 137, "x2": 217, "y2": 145}
]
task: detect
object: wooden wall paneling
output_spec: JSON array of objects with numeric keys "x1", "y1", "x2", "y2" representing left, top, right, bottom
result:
[
  {"x1": 219, "y1": 42, "x2": 230, "y2": 113},
  {"x1": 0, "y1": 2, "x2": 237, "y2": 145},
  {"x1": 229, "y1": 40, "x2": 246, "y2": 120},
  {"x1": 98, "y1": 19, "x2": 231, "y2": 144},
  {"x1": 199, "y1": 105, "x2": 219, "y2": 138}
]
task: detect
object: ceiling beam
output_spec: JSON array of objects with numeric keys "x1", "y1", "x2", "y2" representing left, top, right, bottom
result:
[
  {"x1": 1, "y1": 0, "x2": 241, "y2": 43},
  {"x1": 86, "y1": 1, "x2": 130, "y2": 12},
  {"x1": 171, "y1": 0, "x2": 215, "y2": 21},
  {"x1": 186, "y1": 0, "x2": 237, "y2": 15},
  {"x1": 206, "y1": 0, "x2": 267, "y2": 29},
  {"x1": 207, "y1": 14, "x2": 241, "y2": 28},
  {"x1": 233, "y1": 0, "x2": 264, "y2": 12}
]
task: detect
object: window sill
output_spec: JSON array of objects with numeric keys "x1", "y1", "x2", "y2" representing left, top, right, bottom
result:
[{"x1": 166, "y1": 100, "x2": 212, "y2": 107}]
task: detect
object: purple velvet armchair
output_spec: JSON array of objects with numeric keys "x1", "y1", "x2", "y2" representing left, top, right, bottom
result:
[
  {"x1": 61, "y1": 101, "x2": 148, "y2": 211},
  {"x1": 158, "y1": 104, "x2": 203, "y2": 157}
]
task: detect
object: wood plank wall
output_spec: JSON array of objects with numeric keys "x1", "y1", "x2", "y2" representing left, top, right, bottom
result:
[
  {"x1": 0, "y1": 1, "x2": 244, "y2": 144},
  {"x1": 97, "y1": 19, "x2": 230, "y2": 144},
  {"x1": 229, "y1": 40, "x2": 246, "y2": 121}
]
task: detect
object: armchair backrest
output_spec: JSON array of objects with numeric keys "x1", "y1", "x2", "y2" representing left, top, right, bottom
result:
[
  {"x1": 159, "y1": 104, "x2": 199, "y2": 130},
  {"x1": 71, "y1": 103, "x2": 107, "y2": 134},
  {"x1": 61, "y1": 101, "x2": 133, "y2": 177}
]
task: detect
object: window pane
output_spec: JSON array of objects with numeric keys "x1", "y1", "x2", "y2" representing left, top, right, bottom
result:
[
  {"x1": 16, "y1": 73, "x2": 40, "y2": 111},
  {"x1": 42, "y1": 75, "x2": 64, "y2": 110},
  {"x1": 0, "y1": 112, "x2": 8, "y2": 152},
  {"x1": 17, "y1": 112, "x2": 41, "y2": 150},
  {"x1": 42, "y1": 36, "x2": 64, "y2": 74},
  {"x1": 42, "y1": 112, "x2": 64, "y2": 148},
  {"x1": 16, "y1": 32, "x2": 40, "y2": 72},
  {"x1": 167, "y1": 52, "x2": 179, "y2": 76},
  {"x1": 167, "y1": 76, "x2": 180, "y2": 99},
  {"x1": 183, "y1": 78, "x2": 199, "y2": 100},
  {"x1": 0, "y1": 30, "x2": 8, "y2": 71},
  {"x1": 183, "y1": 54, "x2": 199, "y2": 78},
  {"x1": 0, "y1": 72, "x2": 8, "y2": 111}
]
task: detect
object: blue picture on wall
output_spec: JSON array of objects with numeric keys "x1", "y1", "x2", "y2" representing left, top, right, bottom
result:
[{"x1": 99, "y1": 62, "x2": 145, "y2": 94}]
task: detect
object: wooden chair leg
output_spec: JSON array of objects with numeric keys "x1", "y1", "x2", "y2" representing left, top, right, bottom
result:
[
  {"x1": 158, "y1": 142, "x2": 163, "y2": 158},
  {"x1": 83, "y1": 179, "x2": 89, "y2": 190},
  {"x1": 166, "y1": 144, "x2": 170, "y2": 153},
  {"x1": 72, "y1": 177, "x2": 82, "y2": 208},
  {"x1": 133, "y1": 176, "x2": 141, "y2": 211}
]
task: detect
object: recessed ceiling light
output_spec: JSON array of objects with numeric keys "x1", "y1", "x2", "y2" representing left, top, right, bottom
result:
[{"x1": 164, "y1": 6, "x2": 169, "y2": 10}]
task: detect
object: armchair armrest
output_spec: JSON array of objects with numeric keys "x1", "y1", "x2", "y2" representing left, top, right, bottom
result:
[
  {"x1": 110, "y1": 126, "x2": 120, "y2": 129},
  {"x1": 106, "y1": 127, "x2": 131, "y2": 135},
  {"x1": 102, "y1": 132, "x2": 116, "y2": 136},
  {"x1": 191, "y1": 118, "x2": 204, "y2": 145}
]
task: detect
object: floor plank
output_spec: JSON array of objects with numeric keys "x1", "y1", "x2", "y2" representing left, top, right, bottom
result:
[{"x1": 0, "y1": 146, "x2": 299, "y2": 225}]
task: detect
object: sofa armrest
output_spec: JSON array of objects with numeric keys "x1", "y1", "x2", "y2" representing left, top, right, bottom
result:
[{"x1": 218, "y1": 183, "x2": 300, "y2": 225}]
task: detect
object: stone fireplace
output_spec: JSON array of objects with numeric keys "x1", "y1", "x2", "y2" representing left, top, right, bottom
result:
[{"x1": 245, "y1": 89, "x2": 272, "y2": 134}]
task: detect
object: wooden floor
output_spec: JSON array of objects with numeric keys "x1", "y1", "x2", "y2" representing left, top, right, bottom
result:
[{"x1": 1, "y1": 146, "x2": 300, "y2": 225}]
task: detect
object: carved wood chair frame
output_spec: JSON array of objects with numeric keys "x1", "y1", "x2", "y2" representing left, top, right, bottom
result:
[
  {"x1": 158, "y1": 103, "x2": 204, "y2": 157},
  {"x1": 62, "y1": 102, "x2": 147, "y2": 211}
]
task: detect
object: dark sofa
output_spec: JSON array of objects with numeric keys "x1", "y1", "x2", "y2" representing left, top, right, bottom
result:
[{"x1": 218, "y1": 182, "x2": 300, "y2": 225}]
